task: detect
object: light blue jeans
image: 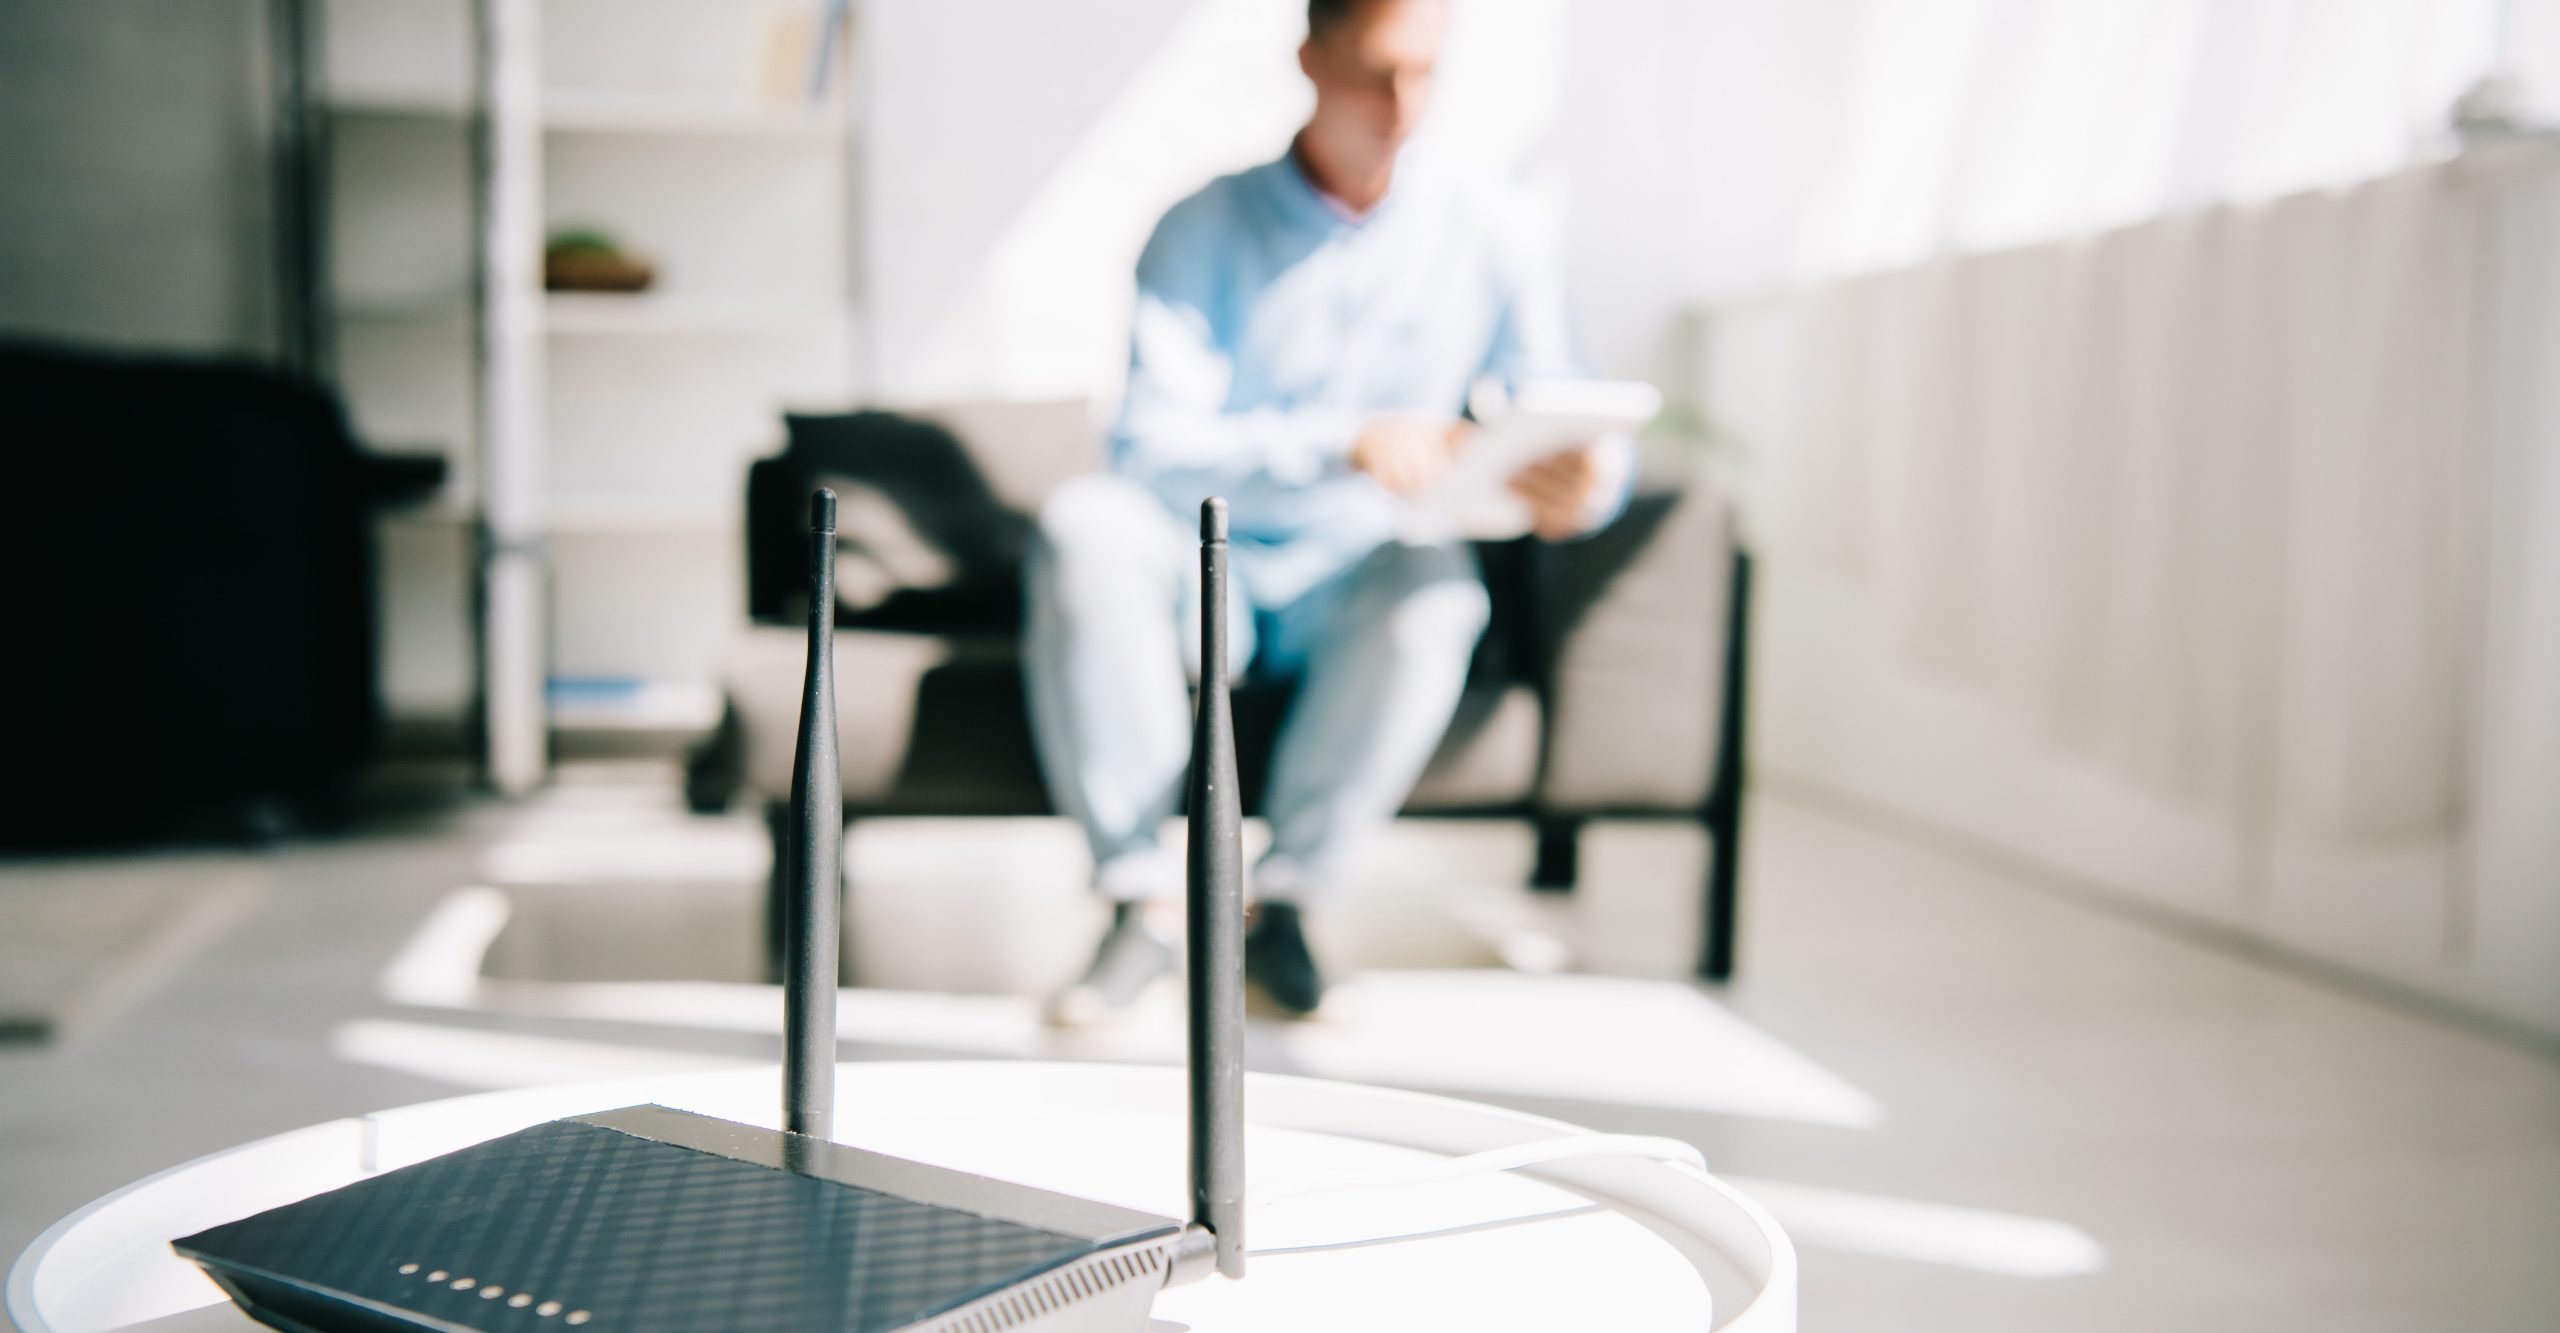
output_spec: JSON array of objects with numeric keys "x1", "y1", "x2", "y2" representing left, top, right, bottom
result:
[{"x1": 1023, "y1": 474, "x2": 1490, "y2": 902}]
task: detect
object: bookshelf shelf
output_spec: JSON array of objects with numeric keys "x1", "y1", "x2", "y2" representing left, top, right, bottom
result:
[
  {"x1": 542, "y1": 293, "x2": 852, "y2": 337},
  {"x1": 332, "y1": 88, "x2": 849, "y2": 140},
  {"x1": 334, "y1": 295, "x2": 857, "y2": 339}
]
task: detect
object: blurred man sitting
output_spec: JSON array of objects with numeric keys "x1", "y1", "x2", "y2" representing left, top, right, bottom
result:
[{"x1": 1028, "y1": 0, "x2": 1627, "y2": 1024}]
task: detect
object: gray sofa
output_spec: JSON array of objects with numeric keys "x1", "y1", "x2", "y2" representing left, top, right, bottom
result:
[{"x1": 687, "y1": 400, "x2": 1752, "y2": 980}]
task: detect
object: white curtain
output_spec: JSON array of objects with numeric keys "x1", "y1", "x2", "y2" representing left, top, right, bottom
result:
[
  {"x1": 1765, "y1": 157, "x2": 2508, "y2": 842},
  {"x1": 1790, "y1": 0, "x2": 2502, "y2": 279},
  {"x1": 2466, "y1": 146, "x2": 2560, "y2": 933},
  {"x1": 1739, "y1": 0, "x2": 2537, "y2": 844}
]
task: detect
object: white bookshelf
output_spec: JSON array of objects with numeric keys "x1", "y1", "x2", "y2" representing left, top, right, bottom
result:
[{"x1": 323, "y1": 0, "x2": 861, "y2": 780}]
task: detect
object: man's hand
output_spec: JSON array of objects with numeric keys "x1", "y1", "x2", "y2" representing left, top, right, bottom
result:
[
  {"x1": 1509, "y1": 444, "x2": 1606, "y2": 540},
  {"x1": 1351, "y1": 417, "x2": 1473, "y2": 495}
]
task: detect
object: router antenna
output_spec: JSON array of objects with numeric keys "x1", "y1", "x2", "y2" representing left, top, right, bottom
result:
[
  {"x1": 1187, "y1": 497, "x2": 1246, "y2": 1279},
  {"x1": 785, "y1": 488, "x2": 841, "y2": 1139}
]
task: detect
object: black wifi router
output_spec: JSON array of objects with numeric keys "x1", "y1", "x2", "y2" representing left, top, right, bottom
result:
[{"x1": 172, "y1": 493, "x2": 1252, "y2": 1333}]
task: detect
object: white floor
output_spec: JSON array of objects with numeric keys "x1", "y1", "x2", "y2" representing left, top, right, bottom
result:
[{"x1": 3, "y1": 766, "x2": 2556, "y2": 1330}]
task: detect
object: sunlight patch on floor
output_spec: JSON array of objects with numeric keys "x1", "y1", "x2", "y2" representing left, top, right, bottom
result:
[
  {"x1": 330, "y1": 1019, "x2": 756, "y2": 1091},
  {"x1": 378, "y1": 889, "x2": 1876, "y2": 1126},
  {"x1": 1276, "y1": 971, "x2": 1881, "y2": 1129}
]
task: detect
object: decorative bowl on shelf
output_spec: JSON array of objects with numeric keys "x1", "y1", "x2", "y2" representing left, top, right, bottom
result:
[{"x1": 544, "y1": 228, "x2": 655, "y2": 293}]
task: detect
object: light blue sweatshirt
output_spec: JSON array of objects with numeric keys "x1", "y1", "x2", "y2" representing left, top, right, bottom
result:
[{"x1": 1109, "y1": 148, "x2": 1617, "y2": 605}]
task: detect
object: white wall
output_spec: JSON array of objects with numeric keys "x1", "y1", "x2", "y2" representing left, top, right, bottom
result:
[
  {"x1": 861, "y1": 0, "x2": 1306, "y2": 403},
  {"x1": 0, "y1": 0, "x2": 275, "y2": 356},
  {"x1": 858, "y1": 0, "x2": 1787, "y2": 406},
  {"x1": 2509, "y1": 0, "x2": 2560, "y2": 122},
  {"x1": 1552, "y1": 0, "x2": 1864, "y2": 386}
]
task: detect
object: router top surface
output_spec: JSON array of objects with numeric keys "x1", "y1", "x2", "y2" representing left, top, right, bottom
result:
[{"x1": 171, "y1": 1105, "x2": 1186, "y2": 1333}]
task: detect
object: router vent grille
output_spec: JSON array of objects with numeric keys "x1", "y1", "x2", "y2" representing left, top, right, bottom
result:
[
  {"x1": 919, "y1": 1245, "x2": 1168, "y2": 1333},
  {"x1": 175, "y1": 1122, "x2": 1131, "y2": 1333}
]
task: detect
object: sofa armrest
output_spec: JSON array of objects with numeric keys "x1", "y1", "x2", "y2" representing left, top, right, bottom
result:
[{"x1": 1535, "y1": 484, "x2": 1736, "y2": 813}]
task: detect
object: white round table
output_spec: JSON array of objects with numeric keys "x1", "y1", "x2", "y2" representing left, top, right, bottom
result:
[{"x1": 9, "y1": 1062, "x2": 1794, "y2": 1332}]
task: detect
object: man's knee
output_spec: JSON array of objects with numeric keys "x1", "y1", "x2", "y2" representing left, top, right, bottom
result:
[
  {"x1": 1031, "y1": 473, "x2": 1173, "y2": 572},
  {"x1": 1362, "y1": 543, "x2": 1491, "y2": 654},
  {"x1": 1037, "y1": 473, "x2": 1163, "y2": 545}
]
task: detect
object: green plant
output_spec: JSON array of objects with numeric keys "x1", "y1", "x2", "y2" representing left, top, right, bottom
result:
[{"x1": 545, "y1": 228, "x2": 624, "y2": 257}]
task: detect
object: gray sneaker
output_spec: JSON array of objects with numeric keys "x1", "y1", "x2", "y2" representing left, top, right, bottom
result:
[{"x1": 1044, "y1": 903, "x2": 1177, "y2": 1028}]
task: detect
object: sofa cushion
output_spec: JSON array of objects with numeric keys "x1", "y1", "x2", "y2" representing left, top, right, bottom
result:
[
  {"x1": 1536, "y1": 486, "x2": 1732, "y2": 812},
  {"x1": 724, "y1": 627, "x2": 1039, "y2": 811},
  {"x1": 907, "y1": 400, "x2": 1105, "y2": 514},
  {"x1": 1404, "y1": 683, "x2": 1543, "y2": 811},
  {"x1": 720, "y1": 625, "x2": 1540, "y2": 816}
]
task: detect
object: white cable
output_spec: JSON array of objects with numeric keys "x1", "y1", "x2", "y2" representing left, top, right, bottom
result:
[{"x1": 1248, "y1": 1134, "x2": 1706, "y2": 1214}]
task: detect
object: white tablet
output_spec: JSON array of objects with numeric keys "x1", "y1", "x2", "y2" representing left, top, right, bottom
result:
[{"x1": 1404, "y1": 379, "x2": 1661, "y2": 541}]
